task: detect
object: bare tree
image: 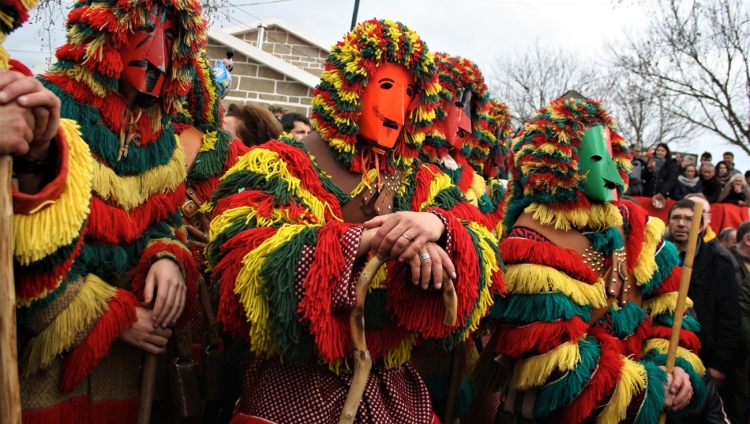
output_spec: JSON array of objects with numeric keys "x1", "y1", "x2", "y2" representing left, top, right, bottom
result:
[
  {"x1": 488, "y1": 39, "x2": 602, "y2": 128},
  {"x1": 610, "y1": 0, "x2": 750, "y2": 153}
]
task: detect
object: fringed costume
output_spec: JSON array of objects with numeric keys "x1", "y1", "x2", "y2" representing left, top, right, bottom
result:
[
  {"x1": 9, "y1": 0, "x2": 206, "y2": 422},
  {"x1": 477, "y1": 98, "x2": 705, "y2": 423},
  {"x1": 205, "y1": 19, "x2": 504, "y2": 424}
]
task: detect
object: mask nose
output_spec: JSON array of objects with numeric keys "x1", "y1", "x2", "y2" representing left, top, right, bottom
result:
[
  {"x1": 147, "y1": 28, "x2": 168, "y2": 73},
  {"x1": 379, "y1": 82, "x2": 407, "y2": 130}
]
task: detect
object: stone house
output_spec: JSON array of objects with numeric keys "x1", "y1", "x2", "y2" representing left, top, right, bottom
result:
[{"x1": 206, "y1": 18, "x2": 331, "y2": 116}]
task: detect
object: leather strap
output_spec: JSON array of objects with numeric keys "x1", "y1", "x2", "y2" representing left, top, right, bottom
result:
[{"x1": 199, "y1": 280, "x2": 221, "y2": 348}]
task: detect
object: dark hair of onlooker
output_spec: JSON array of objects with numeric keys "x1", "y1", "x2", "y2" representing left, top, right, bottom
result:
[
  {"x1": 745, "y1": 170, "x2": 750, "y2": 179},
  {"x1": 724, "y1": 151, "x2": 735, "y2": 158},
  {"x1": 226, "y1": 103, "x2": 283, "y2": 147},
  {"x1": 737, "y1": 220, "x2": 750, "y2": 244},
  {"x1": 719, "y1": 227, "x2": 736, "y2": 243},
  {"x1": 280, "y1": 112, "x2": 311, "y2": 133},
  {"x1": 669, "y1": 198, "x2": 704, "y2": 227},
  {"x1": 656, "y1": 143, "x2": 671, "y2": 159},
  {"x1": 701, "y1": 151, "x2": 712, "y2": 161}
]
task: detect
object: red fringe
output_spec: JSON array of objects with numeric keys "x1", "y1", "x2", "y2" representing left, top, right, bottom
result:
[
  {"x1": 15, "y1": 228, "x2": 86, "y2": 301},
  {"x1": 455, "y1": 157, "x2": 474, "y2": 193},
  {"x1": 89, "y1": 398, "x2": 139, "y2": 424},
  {"x1": 60, "y1": 289, "x2": 140, "y2": 392},
  {"x1": 651, "y1": 267, "x2": 681, "y2": 296},
  {"x1": 496, "y1": 317, "x2": 589, "y2": 358},
  {"x1": 387, "y1": 210, "x2": 480, "y2": 339},
  {"x1": 127, "y1": 242, "x2": 201, "y2": 328},
  {"x1": 622, "y1": 317, "x2": 652, "y2": 360},
  {"x1": 649, "y1": 325, "x2": 702, "y2": 352},
  {"x1": 214, "y1": 227, "x2": 278, "y2": 338},
  {"x1": 619, "y1": 200, "x2": 647, "y2": 274},
  {"x1": 410, "y1": 165, "x2": 439, "y2": 211},
  {"x1": 211, "y1": 190, "x2": 314, "y2": 225},
  {"x1": 22, "y1": 395, "x2": 138, "y2": 424},
  {"x1": 299, "y1": 222, "x2": 352, "y2": 362},
  {"x1": 87, "y1": 185, "x2": 186, "y2": 245},
  {"x1": 555, "y1": 327, "x2": 624, "y2": 423},
  {"x1": 229, "y1": 413, "x2": 277, "y2": 424},
  {"x1": 366, "y1": 325, "x2": 412, "y2": 361},
  {"x1": 225, "y1": 138, "x2": 250, "y2": 173},
  {"x1": 500, "y1": 237, "x2": 599, "y2": 284}
]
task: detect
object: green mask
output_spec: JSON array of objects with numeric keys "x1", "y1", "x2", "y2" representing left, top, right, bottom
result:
[{"x1": 578, "y1": 126, "x2": 624, "y2": 202}]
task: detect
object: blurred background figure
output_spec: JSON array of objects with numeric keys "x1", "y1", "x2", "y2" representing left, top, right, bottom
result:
[
  {"x1": 719, "y1": 174, "x2": 750, "y2": 206},
  {"x1": 280, "y1": 112, "x2": 311, "y2": 141},
  {"x1": 268, "y1": 104, "x2": 286, "y2": 121},
  {"x1": 717, "y1": 160, "x2": 732, "y2": 188},
  {"x1": 224, "y1": 103, "x2": 282, "y2": 147},
  {"x1": 672, "y1": 163, "x2": 703, "y2": 200},
  {"x1": 720, "y1": 227, "x2": 738, "y2": 250},
  {"x1": 643, "y1": 142, "x2": 679, "y2": 207}
]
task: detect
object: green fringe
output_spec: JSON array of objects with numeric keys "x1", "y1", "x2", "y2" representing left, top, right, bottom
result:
[
  {"x1": 393, "y1": 162, "x2": 420, "y2": 213},
  {"x1": 17, "y1": 269, "x2": 74, "y2": 324},
  {"x1": 212, "y1": 170, "x2": 297, "y2": 207},
  {"x1": 432, "y1": 186, "x2": 466, "y2": 210},
  {"x1": 15, "y1": 231, "x2": 83, "y2": 274},
  {"x1": 489, "y1": 293, "x2": 592, "y2": 324},
  {"x1": 259, "y1": 226, "x2": 317, "y2": 364},
  {"x1": 651, "y1": 313, "x2": 701, "y2": 333},
  {"x1": 635, "y1": 358, "x2": 668, "y2": 424},
  {"x1": 584, "y1": 226, "x2": 624, "y2": 255},
  {"x1": 534, "y1": 335, "x2": 600, "y2": 418},
  {"x1": 186, "y1": 129, "x2": 232, "y2": 186},
  {"x1": 640, "y1": 350, "x2": 706, "y2": 420},
  {"x1": 642, "y1": 240, "x2": 680, "y2": 295},
  {"x1": 609, "y1": 301, "x2": 648, "y2": 339},
  {"x1": 40, "y1": 78, "x2": 177, "y2": 176}
]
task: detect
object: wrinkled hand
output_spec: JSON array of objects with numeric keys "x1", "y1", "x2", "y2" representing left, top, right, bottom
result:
[
  {"x1": 0, "y1": 102, "x2": 36, "y2": 155},
  {"x1": 119, "y1": 307, "x2": 173, "y2": 354},
  {"x1": 364, "y1": 212, "x2": 445, "y2": 263},
  {"x1": 661, "y1": 366, "x2": 693, "y2": 412},
  {"x1": 408, "y1": 241, "x2": 456, "y2": 290},
  {"x1": 707, "y1": 367, "x2": 725, "y2": 388},
  {"x1": 0, "y1": 70, "x2": 61, "y2": 150},
  {"x1": 143, "y1": 258, "x2": 186, "y2": 328}
]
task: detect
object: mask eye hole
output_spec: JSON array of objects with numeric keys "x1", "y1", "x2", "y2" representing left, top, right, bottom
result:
[
  {"x1": 380, "y1": 82, "x2": 393, "y2": 89},
  {"x1": 591, "y1": 155, "x2": 603, "y2": 162},
  {"x1": 138, "y1": 23, "x2": 155, "y2": 33},
  {"x1": 406, "y1": 86, "x2": 414, "y2": 97},
  {"x1": 165, "y1": 29, "x2": 176, "y2": 41}
]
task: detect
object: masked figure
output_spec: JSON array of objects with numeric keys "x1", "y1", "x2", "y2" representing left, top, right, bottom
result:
[
  {"x1": 473, "y1": 97, "x2": 705, "y2": 423},
  {"x1": 205, "y1": 19, "x2": 503, "y2": 424},
  {"x1": 7, "y1": 0, "x2": 206, "y2": 422}
]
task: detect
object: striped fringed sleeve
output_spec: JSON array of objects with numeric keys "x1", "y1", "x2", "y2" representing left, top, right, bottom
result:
[{"x1": 12, "y1": 120, "x2": 141, "y2": 392}]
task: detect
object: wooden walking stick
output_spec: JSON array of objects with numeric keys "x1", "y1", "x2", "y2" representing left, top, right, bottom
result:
[
  {"x1": 338, "y1": 257, "x2": 458, "y2": 424},
  {"x1": 137, "y1": 353, "x2": 159, "y2": 424},
  {"x1": 0, "y1": 156, "x2": 22, "y2": 424},
  {"x1": 656, "y1": 201, "x2": 703, "y2": 424}
]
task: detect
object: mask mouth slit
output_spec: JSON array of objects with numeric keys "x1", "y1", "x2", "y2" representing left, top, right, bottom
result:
[
  {"x1": 603, "y1": 180, "x2": 617, "y2": 190},
  {"x1": 383, "y1": 120, "x2": 399, "y2": 130}
]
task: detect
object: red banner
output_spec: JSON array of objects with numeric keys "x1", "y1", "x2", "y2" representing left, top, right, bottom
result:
[{"x1": 631, "y1": 196, "x2": 749, "y2": 232}]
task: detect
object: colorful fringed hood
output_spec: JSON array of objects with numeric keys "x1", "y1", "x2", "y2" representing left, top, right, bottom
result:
[
  {"x1": 310, "y1": 18, "x2": 441, "y2": 172},
  {"x1": 42, "y1": 0, "x2": 207, "y2": 141},
  {"x1": 504, "y1": 98, "x2": 631, "y2": 233},
  {"x1": 174, "y1": 53, "x2": 226, "y2": 134},
  {"x1": 420, "y1": 52, "x2": 494, "y2": 173},
  {"x1": 0, "y1": 0, "x2": 40, "y2": 69},
  {"x1": 474, "y1": 98, "x2": 512, "y2": 175}
]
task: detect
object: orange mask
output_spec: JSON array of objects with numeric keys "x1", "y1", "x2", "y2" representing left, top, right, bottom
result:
[
  {"x1": 358, "y1": 62, "x2": 417, "y2": 148},
  {"x1": 442, "y1": 90, "x2": 473, "y2": 150}
]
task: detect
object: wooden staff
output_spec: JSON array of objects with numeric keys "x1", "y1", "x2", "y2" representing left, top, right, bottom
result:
[
  {"x1": 137, "y1": 353, "x2": 159, "y2": 424},
  {"x1": 657, "y1": 201, "x2": 703, "y2": 424},
  {"x1": 338, "y1": 257, "x2": 458, "y2": 424},
  {"x1": 0, "y1": 156, "x2": 21, "y2": 424}
]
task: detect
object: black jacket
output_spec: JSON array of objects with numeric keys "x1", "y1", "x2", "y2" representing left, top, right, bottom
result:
[
  {"x1": 702, "y1": 176, "x2": 724, "y2": 203},
  {"x1": 688, "y1": 239, "x2": 741, "y2": 374},
  {"x1": 644, "y1": 159, "x2": 680, "y2": 197}
]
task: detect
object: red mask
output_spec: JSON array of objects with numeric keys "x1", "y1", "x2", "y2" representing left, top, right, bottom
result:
[
  {"x1": 119, "y1": 4, "x2": 176, "y2": 104},
  {"x1": 441, "y1": 90, "x2": 473, "y2": 150},
  {"x1": 358, "y1": 62, "x2": 417, "y2": 148}
]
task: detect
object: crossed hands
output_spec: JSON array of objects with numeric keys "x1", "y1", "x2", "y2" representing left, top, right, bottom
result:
[
  {"x1": 358, "y1": 211, "x2": 456, "y2": 290},
  {"x1": 0, "y1": 69, "x2": 60, "y2": 159},
  {"x1": 661, "y1": 366, "x2": 694, "y2": 413}
]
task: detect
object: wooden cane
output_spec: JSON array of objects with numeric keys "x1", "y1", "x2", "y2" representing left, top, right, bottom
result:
[
  {"x1": 338, "y1": 257, "x2": 458, "y2": 424},
  {"x1": 656, "y1": 201, "x2": 703, "y2": 424},
  {"x1": 136, "y1": 353, "x2": 159, "y2": 424},
  {"x1": 0, "y1": 156, "x2": 22, "y2": 424}
]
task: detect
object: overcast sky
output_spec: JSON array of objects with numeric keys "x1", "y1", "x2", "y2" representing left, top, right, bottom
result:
[{"x1": 7, "y1": 0, "x2": 750, "y2": 169}]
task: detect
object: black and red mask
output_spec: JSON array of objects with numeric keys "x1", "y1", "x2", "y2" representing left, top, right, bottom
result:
[{"x1": 119, "y1": 4, "x2": 176, "y2": 105}]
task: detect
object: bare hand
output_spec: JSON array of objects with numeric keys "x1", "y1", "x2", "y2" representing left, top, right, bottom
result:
[
  {"x1": 0, "y1": 102, "x2": 36, "y2": 155},
  {"x1": 143, "y1": 258, "x2": 186, "y2": 328},
  {"x1": 661, "y1": 366, "x2": 693, "y2": 412},
  {"x1": 707, "y1": 367, "x2": 725, "y2": 388},
  {"x1": 364, "y1": 212, "x2": 446, "y2": 263},
  {"x1": 118, "y1": 307, "x2": 173, "y2": 354},
  {"x1": 648, "y1": 159, "x2": 656, "y2": 170},
  {"x1": 408, "y1": 241, "x2": 456, "y2": 290},
  {"x1": 739, "y1": 200, "x2": 747, "y2": 206},
  {"x1": 0, "y1": 70, "x2": 61, "y2": 146}
]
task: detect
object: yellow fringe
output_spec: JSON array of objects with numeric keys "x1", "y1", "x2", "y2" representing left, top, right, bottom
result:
[
  {"x1": 13, "y1": 119, "x2": 93, "y2": 265},
  {"x1": 92, "y1": 140, "x2": 185, "y2": 211},
  {"x1": 511, "y1": 340, "x2": 581, "y2": 390},
  {"x1": 369, "y1": 264, "x2": 388, "y2": 290},
  {"x1": 642, "y1": 292, "x2": 693, "y2": 317},
  {"x1": 222, "y1": 147, "x2": 342, "y2": 223},
  {"x1": 525, "y1": 202, "x2": 622, "y2": 232},
  {"x1": 504, "y1": 264, "x2": 608, "y2": 308},
  {"x1": 418, "y1": 165, "x2": 453, "y2": 211},
  {"x1": 463, "y1": 171, "x2": 487, "y2": 207},
  {"x1": 20, "y1": 274, "x2": 117, "y2": 375},
  {"x1": 383, "y1": 333, "x2": 416, "y2": 369},
  {"x1": 642, "y1": 338, "x2": 706, "y2": 376},
  {"x1": 633, "y1": 217, "x2": 665, "y2": 285},
  {"x1": 462, "y1": 221, "x2": 500, "y2": 335},
  {"x1": 597, "y1": 358, "x2": 648, "y2": 424},
  {"x1": 208, "y1": 204, "x2": 315, "y2": 247},
  {"x1": 198, "y1": 131, "x2": 218, "y2": 153},
  {"x1": 235, "y1": 224, "x2": 309, "y2": 358}
]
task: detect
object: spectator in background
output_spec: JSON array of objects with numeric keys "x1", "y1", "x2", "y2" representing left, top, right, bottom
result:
[
  {"x1": 701, "y1": 151, "x2": 713, "y2": 169},
  {"x1": 666, "y1": 199, "x2": 740, "y2": 397},
  {"x1": 724, "y1": 151, "x2": 742, "y2": 176},
  {"x1": 745, "y1": 170, "x2": 750, "y2": 187},
  {"x1": 626, "y1": 143, "x2": 645, "y2": 196},
  {"x1": 268, "y1": 104, "x2": 286, "y2": 121},
  {"x1": 701, "y1": 164, "x2": 724, "y2": 203},
  {"x1": 280, "y1": 112, "x2": 311, "y2": 141},
  {"x1": 720, "y1": 227, "x2": 738, "y2": 251},
  {"x1": 681, "y1": 155, "x2": 695, "y2": 170},
  {"x1": 672, "y1": 163, "x2": 703, "y2": 200},
  {"x1": 719, "y1": 174, "x2": 750, "y2": 206},
  {"x1": 733, "y1": 221, "x2": 750, "y2": 353},
  {"x1": 224, "y1": 103, "x2": 283, "y2": 147},
  {"x1": 675, "y1": 152, "x2": 684, "y2": 165},
  {"x1": 717, "y1": 160, "x2": 732, "y2": 188},
  {"x1": 643, "y1": 142, "x2": 680, "y2": 205}
]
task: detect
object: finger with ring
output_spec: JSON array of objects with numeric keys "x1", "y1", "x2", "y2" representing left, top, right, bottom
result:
[
  {"x1": 401, "y1": 233, "x2": 412, "y2": 242},
  {"x1": 420, "y1": 253, "x2": 431, "y2": 262}
]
